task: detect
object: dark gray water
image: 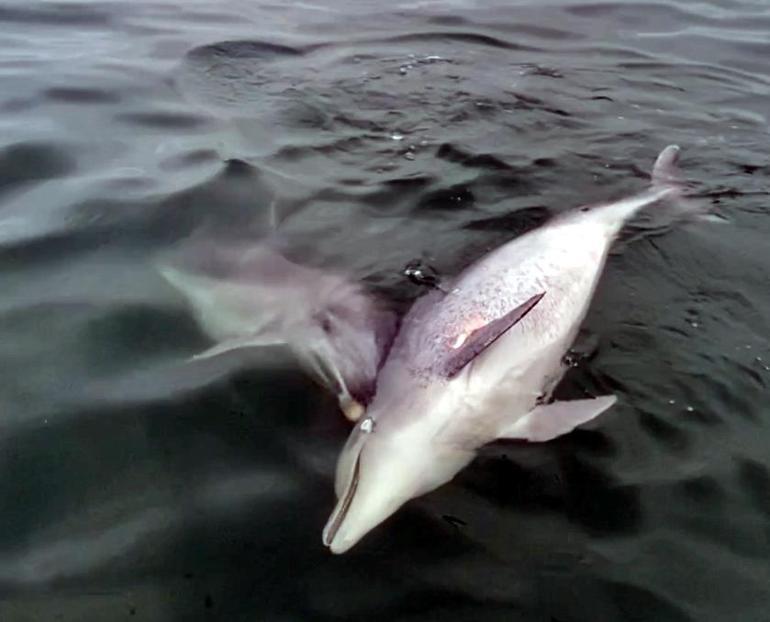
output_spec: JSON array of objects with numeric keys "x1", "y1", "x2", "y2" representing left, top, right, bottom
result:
[{"x1": 1, "y1": 1, "x2": 769, "y2": 620}]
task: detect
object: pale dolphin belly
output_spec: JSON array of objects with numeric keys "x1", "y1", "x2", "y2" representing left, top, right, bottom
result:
[
  {"x1": 462, "y1": 219, "x2": 609, "y2": 397},
  {"x1": 382, "y1": 217, "x2": 612, "y2": 440},
  {"x1": 322, "y1": 144, "x2": 703, "y2": 554}
]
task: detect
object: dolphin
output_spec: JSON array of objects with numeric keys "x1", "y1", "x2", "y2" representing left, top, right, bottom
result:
[
  {"x1": 159, "y1": 237, "x2": 396, "y2": 420},
  {"x1": 323, "y1": 145, "x2": 703, "y2": 553}
]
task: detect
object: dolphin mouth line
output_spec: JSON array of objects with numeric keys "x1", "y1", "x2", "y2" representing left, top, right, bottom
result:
[{"x1": 322, "y1": 454, "x2": 360, "y2": 547}]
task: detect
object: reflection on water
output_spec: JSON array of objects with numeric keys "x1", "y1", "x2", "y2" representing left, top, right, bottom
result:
[{"x1": 0, "y1": 0, "x2": 769, "y2": 620}]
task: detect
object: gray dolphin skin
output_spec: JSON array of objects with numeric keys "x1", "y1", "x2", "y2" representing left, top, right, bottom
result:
[
  {"x1": 159, "y1": 239, "x2": 396, "y2": 420},
  {"x1": 324, "y1": 145, "x2": 699, "y2": 554}
]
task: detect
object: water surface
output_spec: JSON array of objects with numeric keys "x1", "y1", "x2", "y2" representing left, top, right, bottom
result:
[{"x1": 1, "y1": 1, "x2": 769, "y2": 620}]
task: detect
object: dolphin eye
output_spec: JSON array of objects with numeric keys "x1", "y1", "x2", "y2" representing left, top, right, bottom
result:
[{"x1": 320, "y1": 316, "x2": 333, "y2": 334}]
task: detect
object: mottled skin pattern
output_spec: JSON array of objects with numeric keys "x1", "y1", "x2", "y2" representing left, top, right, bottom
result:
[
  {"x1": 373, "y1": 216, "x2": 607, "y2": 440},
  {"x1": 375, "y1": 187, "x2": 673, "y2": 437},
  {"x1": 325, "y1": 144, "x2": 686, "y2": 552},
  {"x1": 326, "y1": 214, "x2": 616, "y2": 552}
]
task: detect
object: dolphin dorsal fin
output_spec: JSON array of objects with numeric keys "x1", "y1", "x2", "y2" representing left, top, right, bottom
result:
[{"x1": 443, "y1": 292, "x2": 545, "y2": 378}]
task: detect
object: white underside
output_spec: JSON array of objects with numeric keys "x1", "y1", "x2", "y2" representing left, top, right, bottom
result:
[{"x1": 431, "y1": 216, "x2": 614, "y2": 447}]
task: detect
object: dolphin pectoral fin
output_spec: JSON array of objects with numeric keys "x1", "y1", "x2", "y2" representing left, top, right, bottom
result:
[
  {"x1": 190, "y1": 335, "x2": 285, "y2": 361},
  {"x1": 443, "y1": 292, "x2": 545, "y2": 378},
  {"x1": 498, "y1": 395, "x2": 617, "y2": 442}
]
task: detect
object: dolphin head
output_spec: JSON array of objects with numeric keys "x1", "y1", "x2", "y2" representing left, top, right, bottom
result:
[
  {"x1": 159, "y1": 235, "x2": 396, "y2": 419},
  {"x1": 301, "y1": 286, "x2": 395, "y2": 420},
  {"x1": 322, "y1": 409, "x2": 474, "y2": 554},
  {"x1": 296, "y1": 279, "x2": 396, "y2": 419}
]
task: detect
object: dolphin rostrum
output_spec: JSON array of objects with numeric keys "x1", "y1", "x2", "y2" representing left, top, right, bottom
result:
[
  {"x1": 324, "y1": 145, "x2": 703, "y2": 553},
  {"x1": 159, "y1": 238, "x2": 396, "y2": 420}
]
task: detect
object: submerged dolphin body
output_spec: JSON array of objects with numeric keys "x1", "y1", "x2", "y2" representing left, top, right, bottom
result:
[
  {"x1": 159, "y1": 239, "x2": 395, "y2": 419},
  {"x1": 324, "y1": 145, "x2": 701, "y2": 553}
]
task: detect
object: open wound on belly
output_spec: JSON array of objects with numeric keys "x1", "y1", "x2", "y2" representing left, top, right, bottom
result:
[
  {"x1": 450, "y1": 313, "x2": 488, "y2": 349},
  {"x1": 443, "y1": 293, "x2": 545, "y2": 377}
]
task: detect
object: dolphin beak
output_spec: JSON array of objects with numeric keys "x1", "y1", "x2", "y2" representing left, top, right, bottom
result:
[
  {"x1": 322, "y1": 456, "x2": 360, "y2": 554},
  {"x1": 322, "y1": 497, "x2": 371, "y2": 555},
  {"x1": 322, "y1": 483, "x2": 403, "y2": 554},
  {"x1": 322, "y1": 460, "x2": 404, "y2": 554},
  {"x1": 324, "y1": 416, "x2": 396, "y2": 554},
  {"x1": 327, "y1": 531, "x2": 358, "y2": 554},
  {"x1": 323, "y1": 517, "x2": 357, "y2": 555}
]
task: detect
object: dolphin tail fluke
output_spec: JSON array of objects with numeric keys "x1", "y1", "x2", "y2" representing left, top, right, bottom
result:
[
  {"x1": 651, "y1": 145, "x2": 718, "y2": 222},
  {"x1": 589, "y1": 145, "x2": 717, "y2": 235},
  {"x1": 651, "y1": 144, "x2": 682, "y2": 188},
  {"x1": 651, "y1": 144, "x2": 695, "y2": 212}
]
